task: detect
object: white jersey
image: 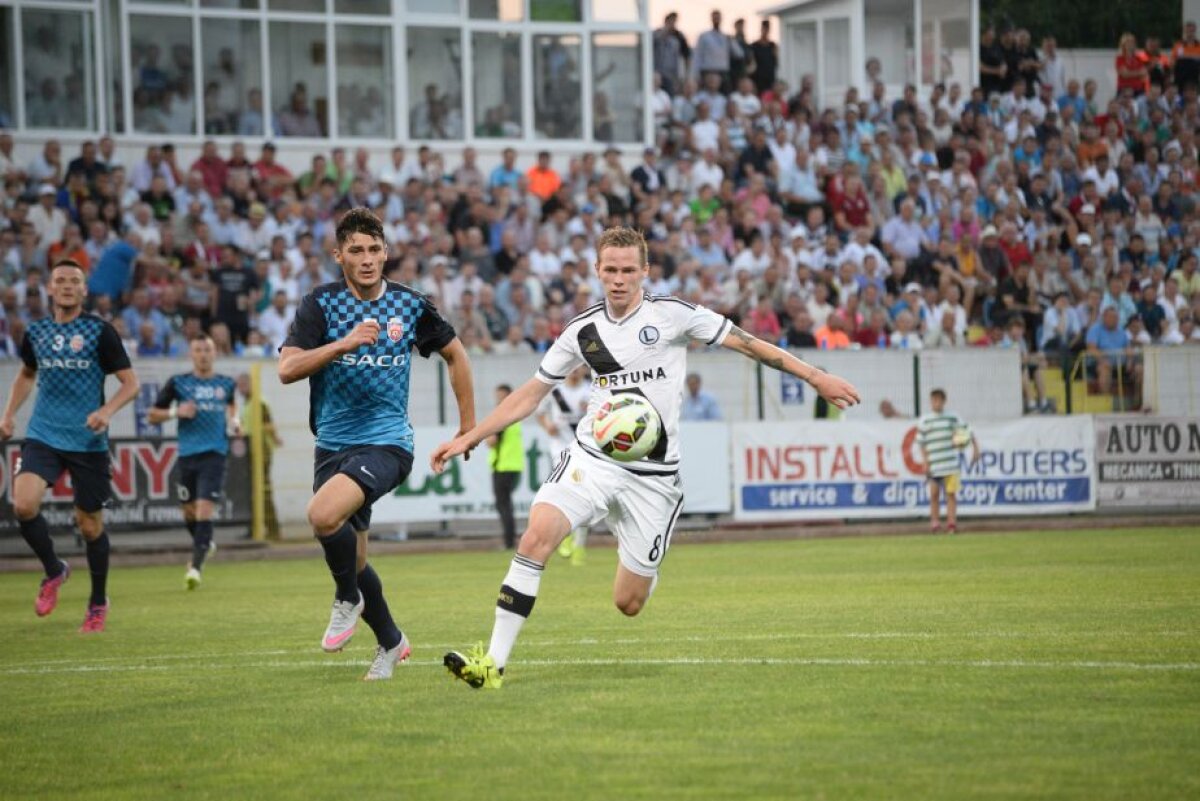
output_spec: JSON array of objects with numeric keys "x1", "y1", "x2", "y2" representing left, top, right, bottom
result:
[
  {"x1": 535, "y1": 294, "x2": 731, "y2": 474},
  {"x1": 537, "y1": 380, "x2": 590, "y2": 452}
]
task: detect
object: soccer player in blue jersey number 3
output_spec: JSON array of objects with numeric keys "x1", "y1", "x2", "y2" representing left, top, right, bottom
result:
[
  {"x1": 1, "y1": 260, "x2": 140, "y2": 633},
  {"x1": 278, "y1": 208, "x2": 476, "y2": 681}
]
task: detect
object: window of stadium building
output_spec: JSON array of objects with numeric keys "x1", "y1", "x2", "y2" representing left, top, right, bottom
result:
[
  {"x1": 1, "y1": 0, "x2": 648, "y2": 143},
  {"x1": 533, "y1": 33, "x2": 582, "y2": 139},
  {"x1": 336, "y1": 24, "x2": 393, "y2": 138},
  {"x1": 472, "y1": 31, "x2": 522, "y2": 138},
  {"x1": 407, "y1": 27, "x2": 464, "y2": 140},
  {"x1": 200, "y1": 18, "x2": 263, "y2": 136},
  {"x1": 592, "y1": 32, "x2": 642, "y2": 143},
  {"x1": 20, "y1": 7, "x2": 96, "y2": 130},
  {"x1": 130, "y1": 15, "x2": 196, "y2": 135},
  {"x1": 0, "y1": 9, "x2": 14, "y2": 129}
]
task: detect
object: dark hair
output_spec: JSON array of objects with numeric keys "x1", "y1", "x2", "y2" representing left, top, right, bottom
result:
[
  {"x1": 930, "y1": 388, "x2": 947, "y2": 401},
  {"x1": 497, "y1": 383, "x2": 513, "y2": 393},
  {"x1": 335, "y1": 207, "x2": 385, "y2": 246},
  {"x1": 51, "y1": 258, "x2": 85, "y2": 274}
]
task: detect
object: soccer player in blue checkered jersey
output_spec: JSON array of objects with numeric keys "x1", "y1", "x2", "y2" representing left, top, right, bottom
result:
[
  {"x1": 431, "y1": 227, "x2": 862, "y2": 689},
  {"x1": 278, "y1": 208, "x2": 476, "y2": 681},
  {"x1": 147, "y1": 334, "x2": 240, "y2": 589},
  {"x1": 0, "y1": 260, "x2": 140, "y2": 633}
]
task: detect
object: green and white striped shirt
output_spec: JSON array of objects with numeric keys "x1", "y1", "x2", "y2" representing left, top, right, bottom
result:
[{"x1": 917, "y1": 411, "x2": 964, "y2": 478}]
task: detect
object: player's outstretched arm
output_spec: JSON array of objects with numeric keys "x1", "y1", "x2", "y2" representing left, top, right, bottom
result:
[
  {"x1": 278, "y1": 320, "x2": 380, "y2": 384},
  {"x1": 87, "y1": 367, "x2": 141, "y2": 433},
  {"x1": 430, "y1": 376, "x2": 553, "y2": 474},
  {"x1": 0, "y1": 366, "x2": 36, "y2": 440},
  {"x1": 720, "y1": 324, "x2": 861, "y2": 410},
  {"x1": 438, "y1": 338, "x2": 477, "y2": 452}
]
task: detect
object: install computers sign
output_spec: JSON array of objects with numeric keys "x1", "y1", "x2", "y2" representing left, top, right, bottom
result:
[{"x1": 732, "y1": 418, "x2": 1097, "y2": 521}]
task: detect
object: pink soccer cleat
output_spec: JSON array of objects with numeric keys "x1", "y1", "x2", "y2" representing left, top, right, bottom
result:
[
  {"x1": 35, "y1": 562, "x2": 70, "y2": 617},
  {"x1": 79, "y1": 600, "x2": 109, "y2": 633}
]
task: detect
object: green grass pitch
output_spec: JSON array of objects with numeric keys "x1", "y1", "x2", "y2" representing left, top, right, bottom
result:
[{"x1": 1, "y1": 526, "x2": 1197, "y2": 801}]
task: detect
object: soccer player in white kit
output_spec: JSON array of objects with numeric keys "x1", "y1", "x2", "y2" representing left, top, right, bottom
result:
[
  {"x1": 535, "y1": 365, "x2": 591, "y2": 564},
  {"x1": 431, "y1": 227, "x2": 861, "y2": 689}
]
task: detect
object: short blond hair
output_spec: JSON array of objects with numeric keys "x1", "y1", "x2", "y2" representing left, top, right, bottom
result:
[{"x1": 595, "y1": 226, "x2": 648, "y2": 265}]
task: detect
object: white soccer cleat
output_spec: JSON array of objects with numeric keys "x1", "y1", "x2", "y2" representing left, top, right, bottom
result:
[
  {"x1": 185, "y1": 567, "x2": 202, "y2": 591},
  {"x1": 363, "y1": 633, "x2": 412, "y2": 681},
  {"x1": 321, "y1": 596, "x2": 365, "y2": 652}
]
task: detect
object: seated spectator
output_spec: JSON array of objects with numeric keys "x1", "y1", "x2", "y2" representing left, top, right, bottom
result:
[
  {"x1": 889, "y1": 310, "x2": 924, "y2": 349},
  {"x1": 1086, "y1": 306, "x2": 1136, "y2": 394},
  {"x1": 815, "y1": 311, "x2": 851, "y2": 350}
]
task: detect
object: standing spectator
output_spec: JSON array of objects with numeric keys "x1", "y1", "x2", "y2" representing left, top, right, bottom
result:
[
  {"x1": 653, "y1": 12, "x2": 691, "y2": 96},
  {"x1": 681, "y1": 373, "x2": 722, "y2": 421},
  {"x1": 1171, "y1": 21, "x2": 1200, "y2": 91},
  {"x1": 694, "y1": 10, "x2": 732, "y2": 91},
  {"x1": 979, "y1": 26, "x2": 1008, "y2": 98},
  {"x1": 88, "y1": 232, "x2": 142, "y2": 304},
  {"x1": 1116, "y1": 33, "x2": 1148, "y2": 97},
  {"x1": 211, "y1": 246, "x2": 259, "y2": 344},
  {"x1": 750, "y1": 20, "x2": 778, "y2": 94},
  {"x1": 730, "y1": 18, "x2": 754, "y2": 88},
  {"x1": 917, "y1": 388, "x2": 979, "y2": 534},
  {"x1": 525, "y1": 151, "x2": 561, "y2": 202},
  {"x1": 488, "y1": 384, "x2": 523, "y2": 549}
]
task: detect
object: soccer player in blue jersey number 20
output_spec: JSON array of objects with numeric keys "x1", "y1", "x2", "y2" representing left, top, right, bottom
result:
[
  {"x1": 148, "y1": 335, "x2": 240, "y2": 590},
  {"x1": 278, "y1": 208, "x2": 476, "y2": 681},
  {"x1": 0, "y1": 260, "x2": 140, "y2": 633}
]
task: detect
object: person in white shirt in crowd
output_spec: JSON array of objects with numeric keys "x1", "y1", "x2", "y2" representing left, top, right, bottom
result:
[
  {"x1": 529, "y1": 232, "x2": 562, "y2": 283},
  {"x1": 28, "y1": 185, "x2": 67, "y2": 249},
  {"x1": 690, "y1": 103, "x2": 722, "y2": 154},
  {"x1": 127, "y1": 203, "x2": 163, "y2": 249},
  {"x1": 730, "y1": 77, "x2": 762, "y2": 118},
  {"x1": 376, "y1": 145, "x2": 422, "y2": 189},
  {"x1": 256, "y1": 289, "x2": 295, "y2": 352},
  {"x1": 731, "y1": 232, "x2": 772, "y2": 276},
  {"x1": 131, "y1": 145, "x2": 177, "y2": 193},
  {"x1": 693, "y1": 148, "x2": 725, "y2": 192},
  {"x1": 890, "y1": 309, "x2": 924, "y2": 349}
]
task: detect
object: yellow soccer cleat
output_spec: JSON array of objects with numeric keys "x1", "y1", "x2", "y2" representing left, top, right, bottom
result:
[{"x1": 443, "y1": 643, "x2": 504, "y2": 690}]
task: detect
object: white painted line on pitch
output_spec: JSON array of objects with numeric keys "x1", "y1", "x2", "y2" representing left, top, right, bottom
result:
[
  {"x1": 2, "y1": 655, "x2": 1197, "y2": 676},
  {"x1": 4, "y1": 628, "x2": 1195, "y2": 671},
  {"x1": 2, "y1": 629, "x2": 1195, "y2": 670}
]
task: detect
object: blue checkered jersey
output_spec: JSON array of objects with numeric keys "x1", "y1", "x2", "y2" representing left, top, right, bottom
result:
[
  {"x1": 283, "y1": 280, "x2": 456, "y2": 451},
  {"x1": 19, "y1": 313, "x2": 132, "y2": 453},
  {"x1": 154, "y1": 373, "x2": 237, "y2": 457}
]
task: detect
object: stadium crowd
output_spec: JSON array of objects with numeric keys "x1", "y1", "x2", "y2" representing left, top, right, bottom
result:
[{"x1": 4, "y1": 11, "x2": 1200, "y2": 413}]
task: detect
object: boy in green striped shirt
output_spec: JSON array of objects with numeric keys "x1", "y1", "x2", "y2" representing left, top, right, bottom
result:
[{"x1": 916, "y1": 388, "x2": 980, "y2": 533}]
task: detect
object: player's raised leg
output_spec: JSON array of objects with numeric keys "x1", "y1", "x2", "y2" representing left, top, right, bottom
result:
[
  {"x1": 11, "y1": 470, "x2": 70, "y2": 616},
  {"x1": 444, "y1": 503, "x2": 572, "y2": 689},
  {"x1": 307, "y1": 473, "x2": 368, "y2": 651}
]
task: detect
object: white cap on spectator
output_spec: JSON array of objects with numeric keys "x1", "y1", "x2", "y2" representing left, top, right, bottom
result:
[
  {"x1": 982, "y1": 225, "x2": 999, "y2": 238},
  {"x1": 38, "y1": 184, "x2": 55, "y2": 195},
  {"x1": 925, "y1": 171, "x2": 941, "y2": 182},
  {"x1": 790, "y1": 225, "x2": 807, "y2": 240},
  {"x1": 1080, "y1": 204, "x2": 1096, "y2": 215},
  {"x1": 1076, "y1": 233, "x2": 1093, "y2": 247},
  {"x1": 903, "y1": 282, "x2": 923, "y2": 294}
]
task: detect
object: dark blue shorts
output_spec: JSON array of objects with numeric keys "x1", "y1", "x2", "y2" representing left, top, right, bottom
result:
[
  {"x1": 18, "y1": 440, "x2": 111, "y2": 513},
  {"x1": 177, "y1": 451, "x2": 228, "y2": 504},
  {"x1": 313, "y1": 445, "x2": 414, "y2": 532}
]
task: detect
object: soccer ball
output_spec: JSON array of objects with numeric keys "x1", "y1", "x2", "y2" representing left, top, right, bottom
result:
[
  {"x1": 592, "y1": 394, "x2": 662, "y2": 462},
  {"x1": 951, "y1": 426, "x2": 972, "y2": 449}
]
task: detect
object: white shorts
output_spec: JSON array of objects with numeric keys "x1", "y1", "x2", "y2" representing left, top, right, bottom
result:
[{"x1": 534, "y1": 443, "x2": 684, "y2": 577}]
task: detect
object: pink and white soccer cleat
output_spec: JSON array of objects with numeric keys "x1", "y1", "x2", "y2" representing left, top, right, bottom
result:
[{"x1": 79, "y1": 600, "x2": 109, "y2": 633}]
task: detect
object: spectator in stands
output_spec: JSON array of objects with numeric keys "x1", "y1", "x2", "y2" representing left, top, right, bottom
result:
[
  {"x1": 1087, "y1": 306, "x2": 1135, "y2": 394},
  {"x1": 681, "y1": 373, "x2": 722, "y2": 421},
  {"x1": 694, "y1": 10, "x2": 732, "y2": 92}
]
